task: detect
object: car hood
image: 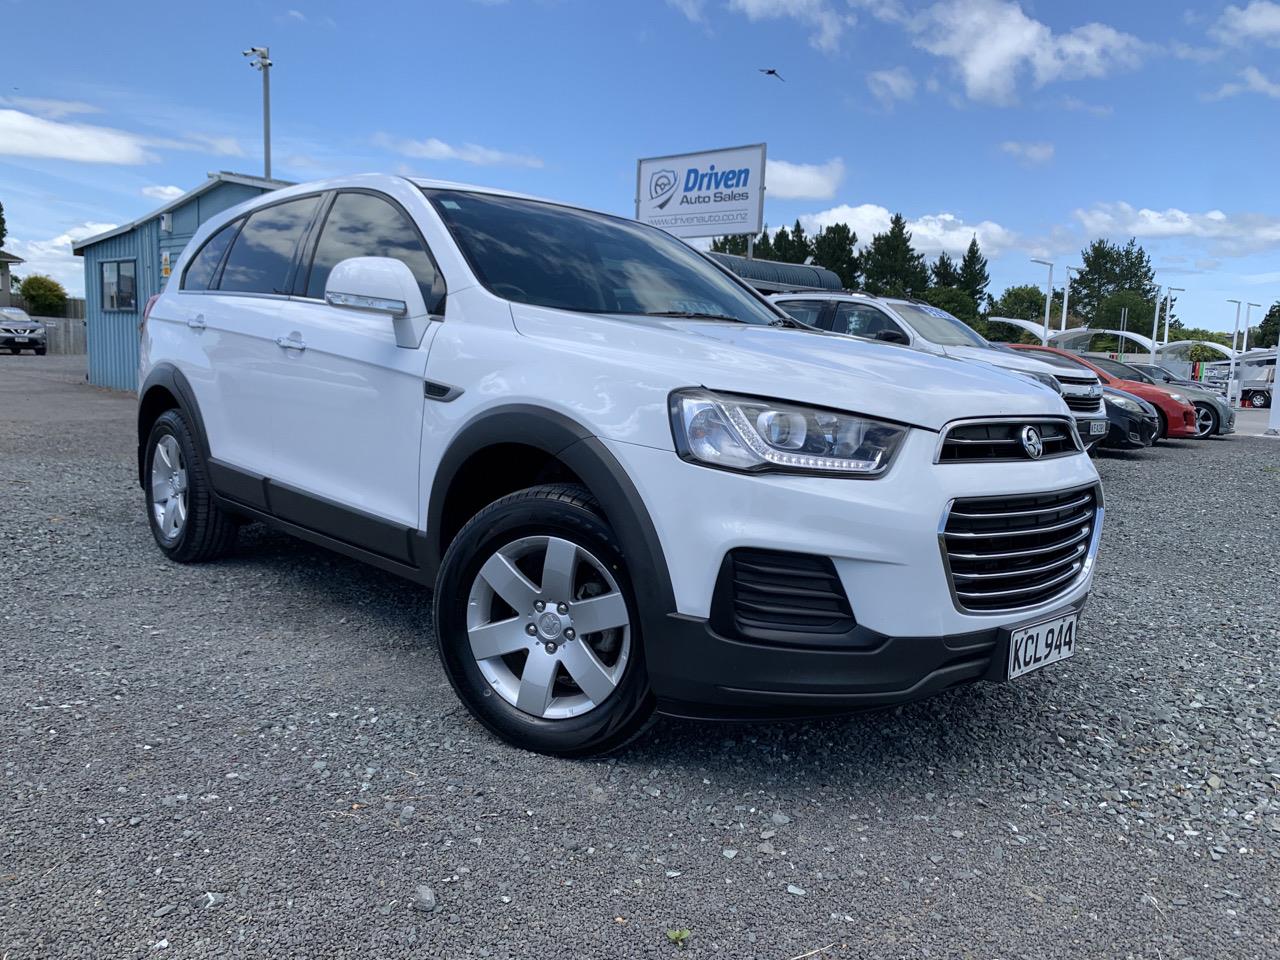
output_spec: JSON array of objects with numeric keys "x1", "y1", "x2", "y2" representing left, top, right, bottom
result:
[
  {"x1": 941, "y1": 343, "x2": 1095, "y2": 381},
  {"x1": 0, "y1": 318, "x2": 41, "y2": 331},
  {"x1": 511, "y1": 305, "x2": 1067, "y2": 432}
]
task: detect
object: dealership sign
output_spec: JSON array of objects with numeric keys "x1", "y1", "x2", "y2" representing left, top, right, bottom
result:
[{"x1": 635, "y1": 143, "x2": 766, "y2": 239}]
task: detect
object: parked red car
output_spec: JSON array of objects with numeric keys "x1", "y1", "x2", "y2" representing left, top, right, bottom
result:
[{"x1": 1008, "y1": 345, "x2": 1199, "y2": 440}]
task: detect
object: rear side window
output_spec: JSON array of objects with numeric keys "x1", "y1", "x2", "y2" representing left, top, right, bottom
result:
[
  {"x1": 182, "y1": 220, "x2": 240, "y2": 291},
  {"x1": 305, "y1": 192, "x2": 443, "y2": 309},
  {"x1": 218, "y1": 196, "x2": 320, "y2": 295},
  {"x1": 774, "y1": 300, "x2": 825, "y2": 326}
]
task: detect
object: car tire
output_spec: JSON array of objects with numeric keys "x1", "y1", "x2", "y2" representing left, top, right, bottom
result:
[
  {"x1": 1193, "y1": 403, "x2": 1218, "y2": 438},
  {"x1": 144, "y1": 409, "x2": 238, "y2": 563},
  {"x1": 433, "y1": 483, "x2": 656, "y2": 757},
  {"x1": 35, "y1": 347, "x2": 46, "y2": 356},
  {"x1": 1250, "y1": 391, "x2": 1272, "y2": 409},
  {"x1": 1152, "y1": 410, "x2": 1166, "y2": 444}
]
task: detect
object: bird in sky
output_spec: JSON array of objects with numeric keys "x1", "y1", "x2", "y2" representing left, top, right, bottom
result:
[{"x1": 759, "y1": 68, "x2": 784, "y2": 82}]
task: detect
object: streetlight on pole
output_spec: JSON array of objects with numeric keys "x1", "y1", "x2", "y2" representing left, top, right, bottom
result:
[
  {"x1": 1227, "y1": 299, "x2": 1242, "y2": 407},
  {"x1": 1148, "y1": 284, "x2": 1162, "y2": 363},
  {"x1": 243, "y1": 46, "x2": 273, "y2": 179},
  {"x1": 1061, "y1": 265, "x2": 1081, "y2": 333},
  {"x1": 1243, "y1": 302, "x2": 1262, "y2": 354},
  {"x1": 1031, "y1": 258, "x2": 1054, "y2": 344},
  {"x1": 1163, "y1": 287, "x2": 1184, "y2": 346}
]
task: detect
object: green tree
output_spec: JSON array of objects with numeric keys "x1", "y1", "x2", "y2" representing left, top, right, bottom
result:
[
  {"x1": 0, "y1": 199, "x2": 7, "y2": 249},
  {"x1": 930, "y1": 251, "x2": 960, "y2": 288},
  {"x1": 710, "y1": 226, "x2": 775, "y2": 260},
  {"x1": 991, "y1": 284, "x2": 1047, "y2": 322},
  {"x1": 18, "y1": 274, "x2": 66, "y2": 316},
  {"x1": 921, "y1": 286, "x2": 978, "y2": 322},
  {"x1": 811, "y1": 222, "x2": 860, "y2": 289},
  {"x1": 769, "y1": 220, "x2": 813, "y2": 264},
  {"x1": 1072, "y1": 237, "x2": 1158, "y2": 324},
  {"x1": 957, "y1": 237, "x2": 989, "y2": 309},
  {"x1": 1256, "y1": 302, "x2": 1280, "y2": 349},
  {"x1": 861, "y1": 213, "x2": 928, "y2": 297}
]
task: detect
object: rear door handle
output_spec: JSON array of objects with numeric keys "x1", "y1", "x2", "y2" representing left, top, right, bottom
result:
[
  {"x1": 275, "y1": 335, "x2": 306, "y2": 352},
  {"x1": 187, "y1": 314, "x2": 207, "y2": 330}
]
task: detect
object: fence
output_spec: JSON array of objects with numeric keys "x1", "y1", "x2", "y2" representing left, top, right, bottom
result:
[
  {"x1": 6, "y1": 296, "x2": 87, "y2": 320},
  {"x1": 35, "y1": 316, "x2": 87, "y2": 355}
]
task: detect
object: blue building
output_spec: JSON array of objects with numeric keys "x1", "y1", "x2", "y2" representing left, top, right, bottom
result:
[{"x1": 73, "y1": 171, "x2": 289, "y2": 390}]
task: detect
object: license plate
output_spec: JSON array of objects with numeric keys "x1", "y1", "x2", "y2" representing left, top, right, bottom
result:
[
  {"x1": 1007, "y1": 613, "x2": 1078, "y2": 680},
  {"x1": 1089, "y1": 420, "x2": 1107, "y2": 435},
  {"x1": 14, "y1": 337, "x2": 29, "y2": 343}
]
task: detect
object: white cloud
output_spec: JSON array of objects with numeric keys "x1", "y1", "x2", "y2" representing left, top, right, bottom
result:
[
  {"x1": 727, "y1": 0, "x2": 853, "y2": 52},
  {"x1": 6, "y1": 222, "x2": 117, "y2": 297},
  {"x1": 1205, "y1": 65, "x2": 1280, "y2": 99},
  {"x1": 150, "y1": 132, "x2": 245, "y2": 157},
  {"x1": 799, "y1": 203, "x2": 1017, "y2": 256},
  {"x1": 286, "y1": 8, "x2": 306, "y2": 21},
  {"x1": 0, "y1": 96, "x2": 101, "y2": 119},
  {"x1": 1074, "y1": 201, "x2": 1280, "y2": 256},
  {"x1": 765, "y1": 158, "x2": 844, "y2": 199},
  {"x1": 895, "y1": 0, "x2": 1147, "y2": 104},
  {"x1": 0, "y1": 109, "x2": 156, "y2": 164},
  {"x1": 999, "y1": 140, "x2": 1055, "y2": 164},
  {"x1": 666, "y1": 0, "x2": 706, "y2": 21},
  {"x1": 374, "y1": 133, "x2": 543, "y2": 168},
  {"x1": 1061, "y1": 95, "x2": 1112, "y2": 116},
  {"x1": 141, "y1": 185, "x2": 186, "y2": 202},
  {"x1": 1211, "y1": 1, "x2": 1280, "y2": 45},
  {"x1": 866, "y1": 67, "x2": 917, "y2": 107}
]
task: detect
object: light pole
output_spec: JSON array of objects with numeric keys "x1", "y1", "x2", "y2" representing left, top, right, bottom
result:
[
  {"x1": 1243, "y1": 302, "x2": 1261, "y2": 354},
  {"x1": 1163, "y1": 287, "x2": 1184, "y2": 346},
  {"x1": 1148, "y1": 284, "x2": 1162, "y2": 363},
  {"x1": 1031, "y1": 258, "x2": 1054, "y2": 344},
  {"x1": 243, "y1": 46, "x2": 273, "y2": 179},
  {"x1": 1060, "y1": 265, "x2": 1081, "y2": 333},
  {"x1": 1227, "y1": 299, "x2": 1242, "y2": 407}
]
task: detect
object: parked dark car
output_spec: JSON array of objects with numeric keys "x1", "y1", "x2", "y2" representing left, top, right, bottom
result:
[
  {"x1": 0, "y1": 307, "x2": 47, "y2": 355},
  {"x1": 1100, "y1": 387, "x2": 1158, "y2": 449}
]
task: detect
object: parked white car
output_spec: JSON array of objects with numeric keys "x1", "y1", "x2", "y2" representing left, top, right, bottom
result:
[
  {"x1": 137, "y1": 174, "x2": 1103, "y2": 754},
  {"x1": 769, "y1": 293, "x2": 1109, "y2": 447}
]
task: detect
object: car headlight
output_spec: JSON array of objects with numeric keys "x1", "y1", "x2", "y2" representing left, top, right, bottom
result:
[
  {"x1": 1018, "y1": 370, "x2": 1063, "y2": 395},
  {"x1": 1169, "y1": 393, "x2": 1187, "y2": 403},
  {"x1": 669, "y1": 389, "x2": 907, "y2": 477},
  {"x1": 1106, "y1": 394, "x2": 1142, "y2": 414}
]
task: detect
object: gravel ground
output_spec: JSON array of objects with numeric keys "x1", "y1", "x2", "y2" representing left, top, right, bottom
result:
[{"x1": 2, "y1": 355, "x2": 1278, "y2": 960}]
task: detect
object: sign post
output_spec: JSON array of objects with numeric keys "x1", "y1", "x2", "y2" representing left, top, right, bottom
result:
[{"x1": 636, "y1": 144, "x2": 766, "y2": 242}]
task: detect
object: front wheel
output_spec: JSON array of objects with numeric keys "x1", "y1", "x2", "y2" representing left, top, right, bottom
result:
[
  {"x1": 1194, "y1": 403, "x2": 1218, "y2": 438},
  {"x1": 433, "y1": 484, "x2": 655, "y2": 756}
]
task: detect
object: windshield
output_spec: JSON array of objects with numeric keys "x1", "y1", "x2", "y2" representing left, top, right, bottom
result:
[
  {"x1": 423, "y1": 189, "x2": 785, "y2": 325},
  {"x1": 1019, "y1": 349, "x2": 1092, "y2": 372},
  {"x1": 1090, "y1": 356, "x2": 1152, "y2": 382},
  {"x1": 886, "y1": 302, "x2": 987, "y2": 347}
]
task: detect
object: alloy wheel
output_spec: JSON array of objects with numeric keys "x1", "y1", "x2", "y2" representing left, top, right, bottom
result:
[
  {"x1": 465, "y1": 535, "x2": 631, "y2": 720},
  {"x1": 150, "y1": 434, "x2": 189, "y2": 540},
  {"x1": 1194, "y1": 405, "x2": 1216, "y2": 438}
]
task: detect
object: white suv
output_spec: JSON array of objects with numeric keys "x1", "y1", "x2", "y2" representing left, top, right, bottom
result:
[
  {"x1": 770, "y1": 292, "x2": 1110, "y2": 446},
  {"x1": 137, "y1": 175, "x2": 1103, "y2": 755}
]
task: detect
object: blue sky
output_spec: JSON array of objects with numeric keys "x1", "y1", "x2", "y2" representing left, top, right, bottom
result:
[{"x1": 2, "y1": 0, "x2": 1278, "y2": 333}]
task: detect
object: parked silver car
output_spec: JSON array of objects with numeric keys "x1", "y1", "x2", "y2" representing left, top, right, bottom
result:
[
  {"x1": 1095, "y1": 358, "x2": 1233, "y2": 438},
  {"x1": 0, "y1": 307, "x2": 47, "y2": 355}
]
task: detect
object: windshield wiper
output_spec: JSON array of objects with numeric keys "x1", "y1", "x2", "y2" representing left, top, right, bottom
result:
[{"x1": 643, "y1": 311, "x2": 748, "y2": 323}]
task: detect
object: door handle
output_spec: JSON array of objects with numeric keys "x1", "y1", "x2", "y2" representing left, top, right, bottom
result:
[
  {"x1": 187, "y1": 314, "x2": 207, "y2": 330},
  {"x1": 275, "y1": 335, "x2": 306, "y2": 352}
]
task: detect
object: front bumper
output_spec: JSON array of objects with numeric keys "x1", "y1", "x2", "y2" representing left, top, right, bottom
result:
[
  {"x1": 650, "y1": 598, "x2": 1089, "y2": 719},
  {"x1": 0, "y1": 333, "x2": 45, "y2": 349},
  {"x1": 1075, "y1": 416, "x2": 1110, "y2": 448},
  {"x1": 1100, "y1": 407, "x2": 1156, "y2": 449}
]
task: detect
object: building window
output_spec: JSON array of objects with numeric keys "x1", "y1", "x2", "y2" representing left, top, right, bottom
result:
[{"x1": 102, "y1": 260, "x2": 138, "y2": 311}]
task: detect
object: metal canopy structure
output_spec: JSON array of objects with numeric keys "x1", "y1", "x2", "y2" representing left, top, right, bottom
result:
[
  {"x1": 1156, "y1": 339, "x2": 1236, "y2": 361},
  {"x1": 705, "y1": 252, "x2": 843, "y2": 292},
  {"x1": 1050, "y1": 327, "x2": 1157, "y2": 353},
  {"x1": 985, "y1": 316, "x2": 1048, "y2": 340}
]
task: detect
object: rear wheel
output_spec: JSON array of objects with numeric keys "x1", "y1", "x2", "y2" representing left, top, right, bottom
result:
[
  {"x1": 1249, "y1": 391, "x2": 1271, "y2": 409},
  {"x1": 1152, "y1": 409, "x2": 1167, "y2": 444},
  {"x1": 144, "y1": 409, "x2": 238, "y2": 562},
  {"x1": 434, "y1": 484, "x2": 655, "y2": 756},
  {"x1": 1193, "y1": 403, "x2": 1218, "y2": 438}
]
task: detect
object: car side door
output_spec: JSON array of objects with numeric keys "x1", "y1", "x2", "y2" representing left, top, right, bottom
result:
[
  {"x1": 259, "y1": 188, "x2": 447, "y2": 557},
  {"x1": 172, "y1": 194, "x2": 322, "y2": 480}
]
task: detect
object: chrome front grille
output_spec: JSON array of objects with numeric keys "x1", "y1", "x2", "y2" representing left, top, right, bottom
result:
[
  {"x1": 1063, "y1": 393, "x2": 1104, "y2": 414},
  {"x1": 941, "y1": 485, "x2": 1101, "y2": 613},
  {"x1": 937, "y1": 418, "x2": 1080, "y2": 463}
]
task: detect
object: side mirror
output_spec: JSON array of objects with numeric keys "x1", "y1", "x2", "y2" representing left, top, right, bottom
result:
[
  {"x1": 325, "y1": 256, "x2": 431, "y2": 349},
  {"x1": 874, "y1": 328, "x2": 910, "y2": 345}
]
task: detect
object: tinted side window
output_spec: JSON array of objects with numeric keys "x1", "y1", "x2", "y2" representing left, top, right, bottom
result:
[
  {"x1": 218, "y1": 196, "x2": 320, "y2": 295},
  {"x1": 774, "y1": 300, "x2": 825, "y2": 326},
  {"x1": 835, "y1": 303, "x2": 902, "y2": 339},
  {"x1": 182, "y1": 220, "x2": 240, "y2": 291},
  {"x1": 306, "y1": 192, "x2": 442, "y2": 308}
]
